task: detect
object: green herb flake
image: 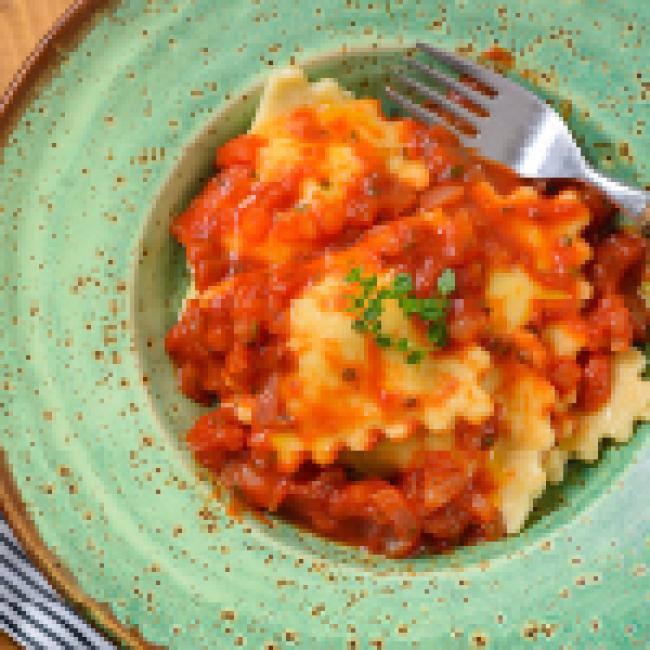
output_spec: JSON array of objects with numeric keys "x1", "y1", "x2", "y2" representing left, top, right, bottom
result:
[
  {"x1": 397, "y1": 337, "x2": 409, "y2": 352},
  {"x1": 376, "y1": 334, "x2": 392, "y2": 348},
  {"x1": 449, "y1": 164, "x2": 465, "y2": 179},
  {"x1": 400, "y1": 296, "x2": 419, "y2": 316},
  {"x1": 352, "y1": 319, "x2": 367, "y2": 333},
  {"x1": 345, "y1": 267, "x2": 362, "y2": 284},
  {"x1": 406, "y1": 350, "x2": 425, "y2": 364},
  {"x1": 393, "y1": 273, "x2": 413, "y2": 294},
  {"x1": 437, "y1": 268, "x2": 456, "y2": 296},
  {"x1": 345, "y1": 266, "x2": 452, "y2": 365},
  {"x1": 427, "y1": 320, "x2": 448, "y2": 347},
  {"x1": 363, "y1": 302, "x2": 382, "y2": 322},
  {"x1": 419, "y1": 297, "x2": 446, "y2": 321}
]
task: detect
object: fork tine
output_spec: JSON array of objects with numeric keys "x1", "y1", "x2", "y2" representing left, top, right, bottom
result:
[
  {"x1": 384, "y1": 85, "x2": 466, "y2": 141},
  {"x1": 405, "y1": 58, "x2": 492, "y2": 111},
  {"x1": 394, "y1": 71, "x2": 481, "y2": 129},
  {"x1": 416, "y1": 42, "x2": 507, "y2": 93}
]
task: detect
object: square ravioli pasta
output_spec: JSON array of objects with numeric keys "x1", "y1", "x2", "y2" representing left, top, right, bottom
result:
[{"x1": 165, "y1": 67, "x2": 650, "y2": 557}]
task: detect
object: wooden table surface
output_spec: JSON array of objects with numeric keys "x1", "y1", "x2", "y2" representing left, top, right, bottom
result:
[{"x1": 0, "y1": 0, "x2": 74, "y2": 94}]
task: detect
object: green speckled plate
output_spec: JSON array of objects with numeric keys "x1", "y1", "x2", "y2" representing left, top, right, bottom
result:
[{"x1": 1, "y1": 1, "x2": 649, "y2": 647}]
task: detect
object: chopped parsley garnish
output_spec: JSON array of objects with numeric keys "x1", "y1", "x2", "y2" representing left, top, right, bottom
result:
[
  {"x1": 345, "y1": 267, "x2": 362, "y2": 283},
  {"x1": 437, "y1": 267, "x2": 456, "y2": 296},
  {"x1": 345, "y1": 267, "x2": 455, "y2": 363},
  {"x1": 406, "y1": 349, "x2": 425, "y2": 365},
  {"x1": 393, "y1": 273, "x2": 413, "y2": 293},
  {"x1": 449, "y1": 164, "x2": 465, "y2": 179}
]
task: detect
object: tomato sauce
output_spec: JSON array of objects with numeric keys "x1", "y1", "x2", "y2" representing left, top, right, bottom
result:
[{"x1": 165, "y1": 99, "x2": 646, "y2": 557}]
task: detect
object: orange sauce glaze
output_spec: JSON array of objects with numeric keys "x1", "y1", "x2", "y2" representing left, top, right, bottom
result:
[{"x1": 165, "y1": 102, "x2": 646, "y2": 557}]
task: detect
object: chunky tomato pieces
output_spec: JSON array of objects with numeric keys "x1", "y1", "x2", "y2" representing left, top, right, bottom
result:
[{"x1": 166, "y1": 102, "x2": 646, "y2": 557}]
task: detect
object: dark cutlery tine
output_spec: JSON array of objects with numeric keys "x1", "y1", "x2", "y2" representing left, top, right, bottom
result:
[
  {"x1": 394, "y1": 71, "x2": 481, "y2": 129},
  {"x1": 416, "y1": 42, "x2": 507, "y2": 93},
  {"x1": 405, "y1": 58, "x2": 492, "y2": 110},
  {"x1": 384, "y1": 85, "x2": 466, "y2": 141}
]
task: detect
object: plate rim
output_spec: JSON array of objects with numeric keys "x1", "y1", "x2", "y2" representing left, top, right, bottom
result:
[
  {"x1": 0, "y1": 1, "x2": 153, "y2": 646},
  {"x1": 1, "y1": 2, "x2": 647, "y2": 646},
  {"x1": 0, "y1": 451, "x2": 154, "y2": 648},
  {"x1": 0, "y1": 0, "x2": 109, "y2": 144}
]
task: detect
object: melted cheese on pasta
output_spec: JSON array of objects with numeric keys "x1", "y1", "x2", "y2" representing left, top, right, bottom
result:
[
  {"x1": 252, "y1": 67, "x2": 428, "y2": 193},
  {"x1": 274, "y1": 273, "x2": 493, "y2": 471},
  {"x1": 563, "y1": 349, "x2": 650, "y2": 461}
]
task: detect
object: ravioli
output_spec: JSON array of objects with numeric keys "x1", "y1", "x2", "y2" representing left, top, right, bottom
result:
[
  {"x1": 166, "y1": 68, "x2": 649, "y2": 557},
  {"x1": 276, "y1": 271, "x2": 493, "y2": 472}
]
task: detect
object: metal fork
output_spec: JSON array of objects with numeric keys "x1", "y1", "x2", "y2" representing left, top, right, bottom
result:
[{"x1": 386, "y1": 43, "x2": 649, "y2": 222}]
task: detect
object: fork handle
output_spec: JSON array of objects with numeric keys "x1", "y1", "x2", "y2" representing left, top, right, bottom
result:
[{"x1": 581, "y1": 164, "x2": 649, "y2": 223}]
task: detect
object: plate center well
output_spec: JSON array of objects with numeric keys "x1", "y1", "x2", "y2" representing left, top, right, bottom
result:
[{"x1": 130, "y1": 48, "x2": 647, "y2": 569}]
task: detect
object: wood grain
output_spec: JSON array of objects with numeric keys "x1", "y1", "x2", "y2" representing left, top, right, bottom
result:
[
  {"x1": 0, "y1": 0, "x2": 73, "y2": 93},
  {"x1": 0, "y1": 630, "x2": 21, "y2": 648}
]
